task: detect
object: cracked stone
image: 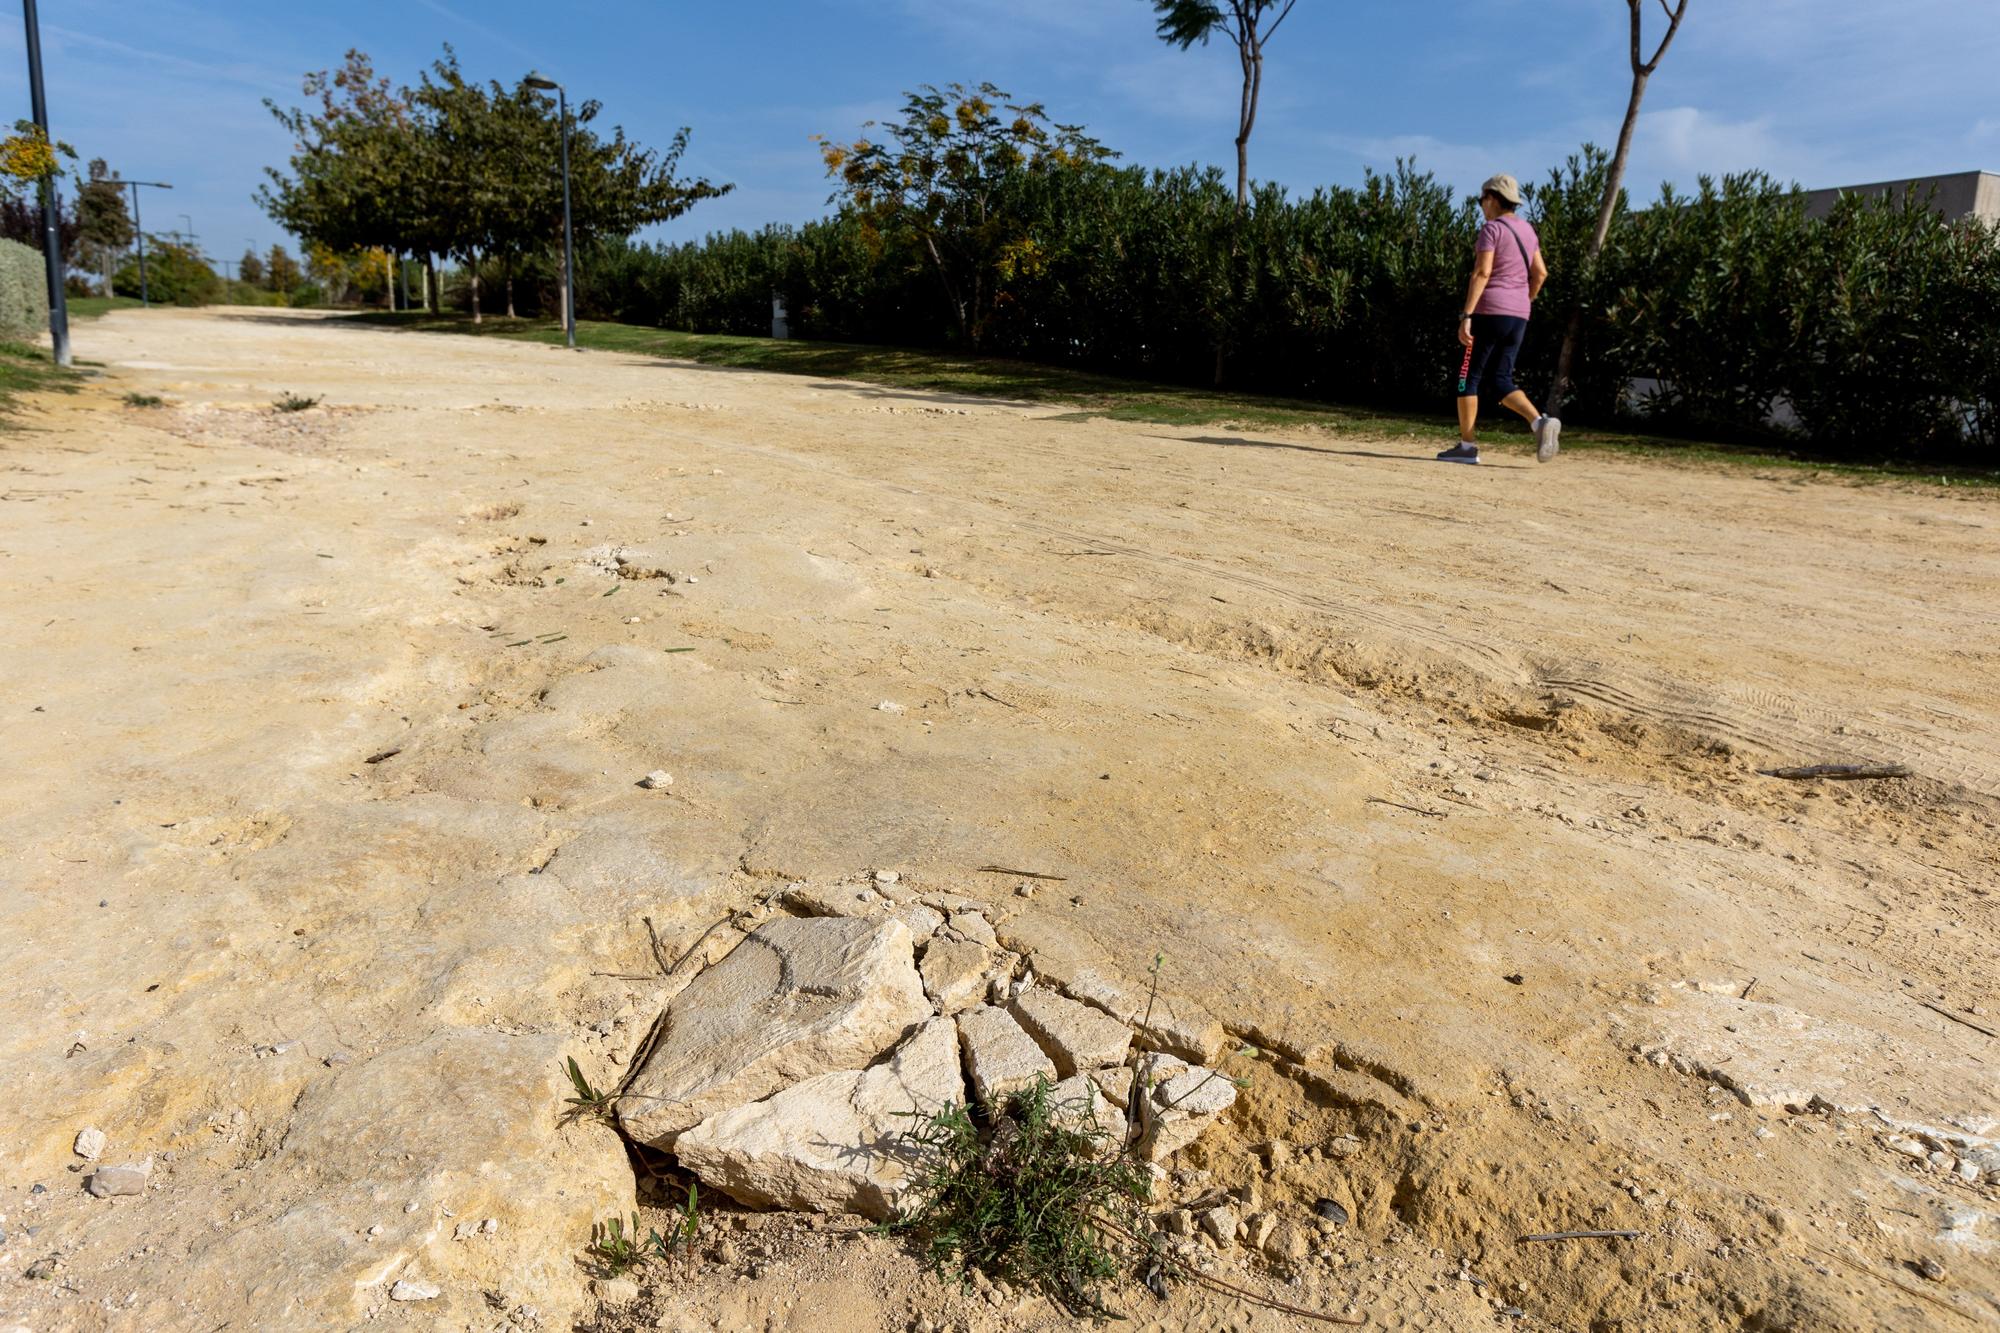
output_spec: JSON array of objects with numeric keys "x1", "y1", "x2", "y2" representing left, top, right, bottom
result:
[
  {"x1": 956, "y1": 1006, "x2": 1056, "y2": 1106},
  {"x1": 674, "y1": 1017, "x2": 963, "y2": 1220},
  {"x1": 1010, "y1": 986, "x2": 1133, "y2": 1078},
  {"x1": 620, "y1": 916, "x2": 930, "y2": 1146}
]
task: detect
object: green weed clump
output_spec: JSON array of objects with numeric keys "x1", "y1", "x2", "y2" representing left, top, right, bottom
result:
[
  {"x1": 272, "y1": 391, "x2": 322, "y2": 412},
  {"x1": 887, "y1": 1076, "x2": 1156, "y2": 1320},
  {"x1": 588, "y1": 1182, "x2": 702, "y2": 1278},
  {"x1": 122, "y1": 391, "x2": 165, "y2": 408}
]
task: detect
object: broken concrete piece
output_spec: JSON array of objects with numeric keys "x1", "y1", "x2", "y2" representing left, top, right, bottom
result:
[
  {"x1": 1141, "y1": 1065, "x2": 1238, "y2": 1162},
  {"x1": 782, "y1": 882, "x2": 884, "y2": 918},
  {"x1": 996, "y1": 918, "x2": 1225, "y2": 1062},
  {"x1": 1044, "y1": 1074, "x2": 1123, "y2": 1136},
  {"x1": 956, "y1": 1005, "x2": 1056, "y2": 1106},
  {"x1": 1200, "y1": 1205, "x2": 1239, "y2": 1245},
  {"x1": 920, "y1": 937, "x2": 994, "y2": 1015},
  {"x1": 947, "y1": 912, "x2": 998, "y2": 949},
  {"x1": 1011, "y1": 986, "x2": 1132, "y2": 1078},
  {"x1": 675, "y1": 1017, "x2": 964, "y2": 1220},
  {"x1": 1092, "y1": 1065, "x2": 1135, "y2": 1108},
  {"x1": 892, "y1": 902, "x2": 945, "y2": 943},
  {"x1": 620, "y1": 916, "x2": 930, "y2": 1145},
  {"x1": 87, "y1": 1157, "x2": 152, "y2": 1198}
]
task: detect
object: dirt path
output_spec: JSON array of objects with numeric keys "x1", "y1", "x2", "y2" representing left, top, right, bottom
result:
[{"x1": 2, "y1": 308, "x2": 1994, "y2": 1332}]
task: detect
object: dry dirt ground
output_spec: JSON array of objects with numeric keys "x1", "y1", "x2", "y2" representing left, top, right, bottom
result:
[{"x1": 1, "y1": 308, "x2": 1995, "y2": 1333}]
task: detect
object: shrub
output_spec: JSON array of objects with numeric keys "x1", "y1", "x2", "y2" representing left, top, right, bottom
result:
[{"x1": 0, "y1": 236, "x2": 47, "y2": 338}]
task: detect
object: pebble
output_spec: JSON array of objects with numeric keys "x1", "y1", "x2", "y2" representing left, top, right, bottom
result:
[
  {"x1": 87, "y1": 1158, "x2": 152, "y2": 1198},
  {"x1": 873, "y1": 870, "x2": 901, "y2": 886},
  {"x1": 639, "y1": 770, "x2": 673, "y2": 790},
  {"x1": 389, "y1": 1279, "x2": 440, "y2": 1301},
  {"x1": 403, "y1": 1202, "x2": 420, "y2": 1213},
  {"x1": 1313, "y1": 1198, "x2": 1349, "y2": 1226},
  {"x1": 74, "y1": 1127, "x2": 106, "y2": 1161},
  {"x1": 876, "y1": 701, "x2": 906, "y2": 714},
  {"x1": 1918, "y1": 1257, "x2": 1945, "y2": 1282}
]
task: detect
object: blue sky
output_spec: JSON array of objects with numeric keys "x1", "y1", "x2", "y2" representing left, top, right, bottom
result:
[{"x1": 5, "y1": 0, "x2": 1998, "y2": 262}]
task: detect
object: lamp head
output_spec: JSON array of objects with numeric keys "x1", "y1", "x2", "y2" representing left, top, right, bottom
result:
[{"x1": 523, "y1": 72, "x2": 559, "y2": 91}]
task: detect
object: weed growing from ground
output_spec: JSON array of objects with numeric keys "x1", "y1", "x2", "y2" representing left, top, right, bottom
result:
[
  {"x1": 588, "y1": 1182, "x2": 702, "y2": 1279},
  {"x1": 886, "y1": 1076, "x2": 1156, "y2": 1321},
  {"x1": 560, "y1": 1056, "x2": 618, "y2": 1126},
  {"x1": 122, "y1": 392, "x2": 164, "y2": 408},
  {"x1": 272, "y1": 391, "x2": 321, "y2": 412}
]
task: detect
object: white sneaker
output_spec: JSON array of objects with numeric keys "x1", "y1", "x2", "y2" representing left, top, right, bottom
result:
[{"x1": 1534, "y1": 416, "x2": 1561, "y2": 464}]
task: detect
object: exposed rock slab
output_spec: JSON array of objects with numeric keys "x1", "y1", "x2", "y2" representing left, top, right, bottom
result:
[
  {"x1": 1045, "y1": 1073, "x2": 1124, "y2": 1136},
  {"x1": 621, "y1": 917, "x2": 929, "y2": 1145},
  {"x1": 1011, "y1": 985, "x2": 1133, "y2": 1077},
  {"x1": 997, "y1": 916, "x2": 1225, "y2": 1062},
  {"x1": 1141, "y1": 1063, "x2": 1239, "y2": 1162},
  {"x1": 920, "y1": 937, "x2": 994, "y2": 1015},
  {"x1": 956, "y1": 1005, "x2": 1056, "y2": 1106},
  {"x1": 675, "y1": 1017, "x2": 964, "y2": 1219}
]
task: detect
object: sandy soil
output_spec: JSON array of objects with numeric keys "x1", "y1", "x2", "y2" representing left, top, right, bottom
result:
[{"x1": 1, "y1": 308, "x2": 1995, "y2": 1333}]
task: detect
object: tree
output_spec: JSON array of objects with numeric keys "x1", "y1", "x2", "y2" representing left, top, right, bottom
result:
[
  {"x1": 820, "y1": 83, "x2": 1114, "y2": 346},
  {"x1": 1147, "y1": 1, "x2": 1299, "y2": 209},
  {"x1": 1547, "y1": 0, "x2": 1691, "y2": 416},
  {"x1": 238, "y1": 247, "x2": 266, "y2": 286},
  {"x1": 74, "y1": 159, "x2": 133, "y2": 291},
  {"x1": 112, "y1": 237, "x2": 219, "y2": 305},
  {"x1": 265, "y1": 245, "x2": 301, "y2": 293}
]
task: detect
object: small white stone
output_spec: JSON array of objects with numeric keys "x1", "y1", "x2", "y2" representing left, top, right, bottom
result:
[
  {"x1": 403, "y1": 1202, "x2": 419, "y2": 1213},
  {"x1": 876, "y1": 701, "x2": 905, "y2": 714},
  {"x1": 74, "y1": 1127, "x2": 106, "y2": 1160},
  {"x1": 389, "y1": 1279, "x2": 440, "y2": 1302},
  {"x1": 639, "y1": 770, "x2": 673, "y2": 789},
  {"x1": 873, "y1": 870, "x2": 900, "y2": 886}
]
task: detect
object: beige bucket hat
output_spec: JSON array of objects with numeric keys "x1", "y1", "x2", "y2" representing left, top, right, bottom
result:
[{"x1": 1481, "y1": 173, "x2": 1524, "y2": 205}]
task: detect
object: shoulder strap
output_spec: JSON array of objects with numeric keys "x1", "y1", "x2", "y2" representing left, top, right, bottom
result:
[{"x1": 1498, "y1": 216, "x2": 1533, "y2": 272}]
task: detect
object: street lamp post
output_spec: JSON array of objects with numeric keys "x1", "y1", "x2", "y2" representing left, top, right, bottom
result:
[
  {"x1": 523, "y1": 72, "x2": 576, "y2": 349},
  {"x1": 21, "y1": 0, "x2": 72, "y2": 366},
  {"x1": 106, "y1": 180, "x2": 172, "y2": 307}
]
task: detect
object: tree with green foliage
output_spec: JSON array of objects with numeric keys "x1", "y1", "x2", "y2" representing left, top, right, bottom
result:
[
  {"x1": 238, "y1": 247, "x2": 266, "y2": 287},
  {"x1": 265, "y1": 245, "x2": 301, "y2": 294},
  {"x1": 819, "y1": 83, "x2": 1114, "y2": 347},
  {"x1": 1146, "y1": 1, "x2": 1300, "y2": 209},
  {"x1": 74, "y1": 159, "x2": 133, "y2": 293},
  {"x1": 112, "y1": 237, "x2": 219, "y2": 306},
  {"x1": 262, "y1": 47, "x2": 729, "y2": 321}
]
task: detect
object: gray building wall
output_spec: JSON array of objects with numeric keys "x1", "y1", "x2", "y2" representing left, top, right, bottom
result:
[{"x1": 1803, "y1": 170, "x2": 2000, "y2": 223}]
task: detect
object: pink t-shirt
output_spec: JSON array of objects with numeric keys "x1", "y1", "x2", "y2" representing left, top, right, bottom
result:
[{"x1": 1473, "y1": 216, "x2": 1539, "y2": 319}]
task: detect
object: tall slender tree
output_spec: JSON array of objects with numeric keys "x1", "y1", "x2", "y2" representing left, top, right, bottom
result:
[
  {"x1": 1147, "y1": 0, "x2": 1299, "y2": 209},
  {"x1": 1547, "y1": 0, "x2": 1691, "y2": 416},
  {"x1": 74, "y1": 159, "x2": 133, "y2": 292}
]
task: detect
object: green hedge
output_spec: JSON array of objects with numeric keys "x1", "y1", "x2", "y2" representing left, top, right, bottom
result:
[
  {"x1": 574, "y1": 152, "x2": 2000, "y2": 463},
  {"x1": 0, "y1": 237, "x2": 50, "y2": 340}
]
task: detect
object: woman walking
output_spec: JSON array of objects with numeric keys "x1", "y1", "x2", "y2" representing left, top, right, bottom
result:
[{"x1": 1437, "y1": 174, "x2": 1561, "y2": 465}]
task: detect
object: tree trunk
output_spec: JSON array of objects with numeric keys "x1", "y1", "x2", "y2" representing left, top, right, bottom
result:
[
  {"x1": 382, "y1": 251, "x2": 394, "y2": 310},
  {"x1": 1548, "y1": 0, "x2": 1687, "y2": 417},
  {"x1": 1547, "y1": 70, "x2": 1651, "y2": 418},
  {"x1": 425, "y1": 255, "x2": 439, "y2": 313},
  {"x1": 505, "y1": 257, "x2": 516, "y2": 319},
  {"x1": 470, "y1": 250, "x2": 482, "y2": 325},
  {"x1": 1234, "y1": 42, "x2": 1258, "y2": 210}
]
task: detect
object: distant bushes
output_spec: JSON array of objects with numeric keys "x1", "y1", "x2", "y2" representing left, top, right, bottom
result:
[
  {"x1": 574, "y1": 150, "x2": 2000, "y2": 462},
  {"x1": 0, "y1": 236, "x2": 48, "y2": 339}
]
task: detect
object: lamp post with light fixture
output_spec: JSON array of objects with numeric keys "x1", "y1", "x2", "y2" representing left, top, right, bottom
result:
[{"x1": 523, "y1": 72, "x2": 576, "y2": 348}]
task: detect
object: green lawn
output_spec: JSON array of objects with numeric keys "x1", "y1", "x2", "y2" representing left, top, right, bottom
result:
[
  {"x1": 0, "y1": 340, "x2": 81, "y2": 425},
  {"x1": 66, "y1": 295, "x2": 146, "y2": 320},
  {"x1": 344, "y1": 311, "x2": 1997, "y2": 488}
]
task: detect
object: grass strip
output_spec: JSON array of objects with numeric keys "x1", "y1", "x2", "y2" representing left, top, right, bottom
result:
[{"x1": 346, "y1": 311, "x2": 1998, "y2": 489}]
